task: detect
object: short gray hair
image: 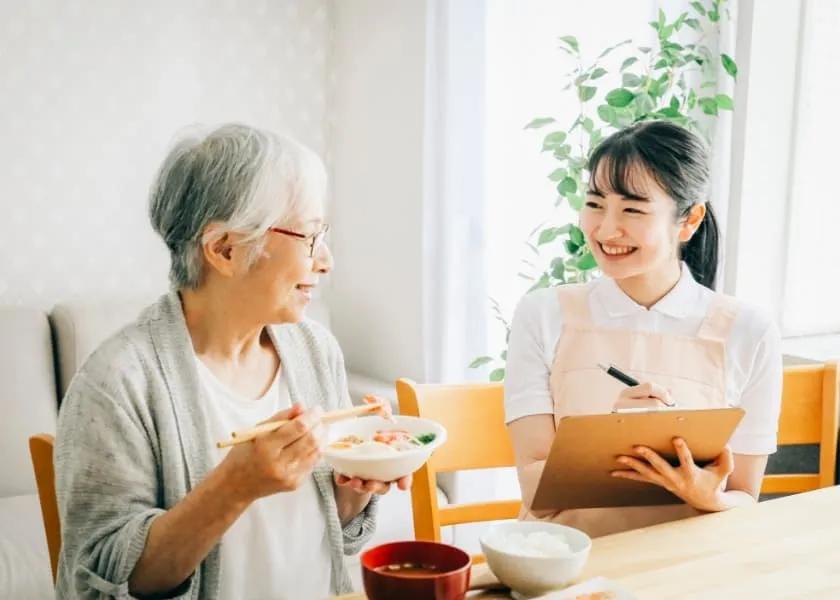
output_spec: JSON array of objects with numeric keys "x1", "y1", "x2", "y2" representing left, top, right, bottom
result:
[{"x1": 148, "y1": 123, "x2": 327, "y2": 289}]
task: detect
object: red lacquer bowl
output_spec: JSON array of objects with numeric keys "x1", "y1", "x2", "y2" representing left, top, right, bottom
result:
[{"x1": 361, "y1": 540, "x2": 472, "y2": 600}]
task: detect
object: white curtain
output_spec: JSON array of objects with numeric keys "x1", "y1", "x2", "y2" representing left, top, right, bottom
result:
[
  {"x1": 422, "y1": 0, "x2": 490, "y2": 385},
  {"x1": 780, "y1": 0, "x2": 840, "y2": 336}
]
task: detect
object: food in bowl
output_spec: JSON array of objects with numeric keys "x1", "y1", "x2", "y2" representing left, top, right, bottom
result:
[
  {"x1": 480, "y1": 521, "x2": 592, "y2": 598},
  {"x1": 361, "y1": 540, "x2": 471, "y2": 600},
  {"x1": 324, "y1": 415, "x2": 446, "y2": 482},
  {"x1": 483, "y1": 529, "x2": 574, "y2": 559},
  {"x1": 328, "y1": 430, "x2": 438, "y2": 455}
]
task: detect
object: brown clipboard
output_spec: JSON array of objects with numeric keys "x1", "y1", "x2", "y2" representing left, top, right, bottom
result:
[{"x1": 530, "y1": 406, "x2": 746, "y2": 512}]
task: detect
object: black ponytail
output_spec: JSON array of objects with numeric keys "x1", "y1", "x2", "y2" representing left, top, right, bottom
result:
[
  {"x1": 680, "y1": 201, "x2": 719, "y2": 289},
  {"x1": 587, "y1": 120, "x2": 720, "y2": 290}
]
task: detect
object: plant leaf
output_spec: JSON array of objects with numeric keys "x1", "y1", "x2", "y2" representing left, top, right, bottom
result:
[
  {"x1": 548, "y1": 168, "x2": 568, "y2": 182},
  {"x1": 597, "y1": 39, "x2": 632, "y2": 59},
  {"x1": 578, "y1": 85, "x2": 597, "y2": 102},
  {"x1": 597, "y1": 104, "x2": 617, "y2": 125},
  {"x1": 620, "y1": 57, "x2": 639, "y2": 71},
  {"x1": 690, "y1": 1, "x2": 706, "y2": 15},
  {"x1": 622, "y1": 73, "x2": 643, "y2": 88},
  {"x1": 469, "y1": 356, "x2": 494, "y2": 369},
  {"x1": 715, "y1": 94, "x2": 734, "y2": 110},
  {"x1": 558, "y1": 35, "x2": 580, "y2": 53},
  {"x1": 525, "y1": 117, "x2": 556, "y2": 129},
  {"x1": 537, "y1": 227, "x2": 563, "y2": 245},
  {"x1": 721, "y1": 53, "x2": 738, "y2": 79},
  {"x1": 541, "y1": 131, "x2": 568, "y2": 151},
  {"x1": 558, "y1": 177, "x2": 578, "y2": 195},
  {"x1": 590, "y1": 67, "x2": 608, "y2": 80},
  {"x1": 576, "y1": 251, "x2": 598, "y2": 271},
  {"x1": 606, "y1": 88, "x2": 635, "y2": 108},
  {"x1": 569, "y1": 225, "x2": 585, "y2": 247},
  {"x1": 698, "y1": 97, "x2": 718, "y2": 115},
  {"x1": 489, "y1": 368, "x2": 506, "y2": 382}
]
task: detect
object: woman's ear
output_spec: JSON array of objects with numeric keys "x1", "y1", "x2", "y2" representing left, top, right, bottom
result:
[
  {"x1": 202, "y1": 224, "x2": 243, "y2": 278},
  {"x1": 679, "y1": 203, "x2": 707, "y2": 242}
]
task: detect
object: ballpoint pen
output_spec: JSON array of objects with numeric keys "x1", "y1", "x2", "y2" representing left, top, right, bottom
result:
[{"x1": 597, "y1": 363, "x2": 677, "y2": 407}]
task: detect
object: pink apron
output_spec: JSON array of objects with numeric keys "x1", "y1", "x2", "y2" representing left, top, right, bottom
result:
[{"x1": 517, "y1": 283, "x2": 739, "y2": 538}]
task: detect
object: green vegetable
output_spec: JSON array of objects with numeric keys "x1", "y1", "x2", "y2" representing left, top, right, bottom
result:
[{"x1": 413, "y1": 433, "x2": 437, "y2": 445}]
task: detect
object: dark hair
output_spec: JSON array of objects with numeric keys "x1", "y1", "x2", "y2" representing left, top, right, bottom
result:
[{"x1": 587, "y1": 120, "x2": 720, "y2": 290}]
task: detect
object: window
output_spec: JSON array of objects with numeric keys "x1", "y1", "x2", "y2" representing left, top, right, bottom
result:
[
  {"x1": 483, "y1": 0, "x2": 662, "y2": 353},
  {"x1": 780, "y1": 0, "x2": 840, "y2": 336}
]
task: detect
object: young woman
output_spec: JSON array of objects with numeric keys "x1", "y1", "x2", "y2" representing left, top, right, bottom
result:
[{"x1": 504, "y1": 120, "x2": 783, "y2": 538}]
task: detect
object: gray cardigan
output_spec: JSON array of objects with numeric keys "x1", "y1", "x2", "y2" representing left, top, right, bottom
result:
[{"x1": 54, "y1": 291, "x2": 379, "y2": 599}]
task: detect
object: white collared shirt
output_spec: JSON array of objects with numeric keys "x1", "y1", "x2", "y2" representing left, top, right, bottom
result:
[{"x1": 504, "y1": 266, "x2": 783, "y2": 455}]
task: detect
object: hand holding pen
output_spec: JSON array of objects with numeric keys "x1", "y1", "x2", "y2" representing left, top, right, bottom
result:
[{"x1": 598, "y1": 363, "x2": 677, "y2": 411}]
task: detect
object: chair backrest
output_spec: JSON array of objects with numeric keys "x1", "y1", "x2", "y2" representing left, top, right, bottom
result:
[
  {"x1": 29, "y1": 433, "x2": 60, "y2": 583},
  {"x1": 761, "y1": 361, "x2": 840, "y2": 495},
  {"x1": 396, "y1": 378, "x2": 521, "y2": 544}
]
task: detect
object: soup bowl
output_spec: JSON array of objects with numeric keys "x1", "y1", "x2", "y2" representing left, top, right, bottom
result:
[
  {"x1": 361, "y1": 541, "x2": 472, "y2": 600},
  {"x1": 324, "y1": 415, "x2": 447, "y2": 482}
]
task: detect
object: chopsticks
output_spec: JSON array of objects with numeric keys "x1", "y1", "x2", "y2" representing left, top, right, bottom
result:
[{"x1": 216, "y1": 401, "x2": 389, "y2": 448}]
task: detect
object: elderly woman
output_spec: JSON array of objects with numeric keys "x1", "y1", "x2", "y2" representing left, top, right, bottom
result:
[{"x1": 54, "y1": 124, "x2": 407, "y2": 600}]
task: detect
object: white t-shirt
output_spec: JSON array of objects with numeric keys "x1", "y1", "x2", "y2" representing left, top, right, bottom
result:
[
  {"x1": 503, "y1": 266, "x2": 783, "y2": 455},
  {"x1": 196, "y1": 357, "x2": 333, "y2": 600}
]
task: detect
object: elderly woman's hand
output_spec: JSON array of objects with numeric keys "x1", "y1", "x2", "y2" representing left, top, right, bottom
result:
[
  {"x1": 334, "y1": 472, "x2": 412, "y2": 495},
  {"x1": 222, "y1": 404, "x2": 326, "y2": 502}
]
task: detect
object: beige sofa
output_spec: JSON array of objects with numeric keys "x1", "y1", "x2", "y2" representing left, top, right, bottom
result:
[{"x1": 0, "y1": 296, "x2": 453, "y2": 599}]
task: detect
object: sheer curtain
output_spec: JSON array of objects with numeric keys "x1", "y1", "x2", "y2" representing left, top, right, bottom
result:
[{"x1": 781, "y1": 0, "x2": 840, "y2": 336}]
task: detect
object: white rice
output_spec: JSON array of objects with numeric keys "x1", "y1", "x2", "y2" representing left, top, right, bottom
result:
[{"x1": 489, "y1": 530, "x2": 573, "y2": 558}]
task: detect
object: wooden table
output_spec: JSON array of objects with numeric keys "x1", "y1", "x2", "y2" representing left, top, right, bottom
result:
[{"x1": 335, "y1": 485, "x2": 840, "y2": 599}]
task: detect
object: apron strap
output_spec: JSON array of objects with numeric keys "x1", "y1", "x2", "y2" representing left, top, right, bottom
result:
[
  {"x1": 557, "y1": 284, "x2": 593, "y2": 327},
  {"x1": 695, "y1": 294, "x2": 740, "y2": 342}
]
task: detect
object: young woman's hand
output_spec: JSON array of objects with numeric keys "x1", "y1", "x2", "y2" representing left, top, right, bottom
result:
[
  {"x1": 612, "y1": 381, "x2": 675, "y2": 411},
  {"x1": 611, "y1": 437, "x2": 734, "y2": 512}
]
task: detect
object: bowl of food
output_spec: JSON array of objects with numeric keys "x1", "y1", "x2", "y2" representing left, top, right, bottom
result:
[
  {"x1": 361, "y1": 540, "x2": 472, "y2": 600},
  {"x1": 324, "y1": 414, "x2": 446, "y2": 482},
  {"x1": 479, "y1": 521, "x2": 592, "y2": 598}
]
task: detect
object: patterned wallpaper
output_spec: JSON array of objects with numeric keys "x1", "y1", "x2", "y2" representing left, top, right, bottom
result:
[{"x1": 0, "y1": 0, "x2": 333, "y2": 310}]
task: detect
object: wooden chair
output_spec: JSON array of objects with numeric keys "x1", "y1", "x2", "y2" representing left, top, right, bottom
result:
[
  {"x1": 761, "y1": 361, "x2": 840, "y2": 495},
  {"x1": 396, "y1": 378, "x2": 521, "y2": 554},
  {"x1": 29, "y1": 433, "x2": 61, "y2": 583}
]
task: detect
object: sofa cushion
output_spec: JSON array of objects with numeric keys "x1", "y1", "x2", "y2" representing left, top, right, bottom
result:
[
  {"x1": 0, "y1": 494, "x2": 53, "y2": 600},
  {"x1": 49, "y1": 297, "x2": 155, "y2": 398},
  {"x1": 0, "y1": 308, "x2": 58, "y2": 497}
]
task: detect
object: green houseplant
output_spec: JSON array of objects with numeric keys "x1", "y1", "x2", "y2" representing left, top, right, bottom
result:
[{"x1": 472, "y1": 0, "x2": 737, "y2": 382}]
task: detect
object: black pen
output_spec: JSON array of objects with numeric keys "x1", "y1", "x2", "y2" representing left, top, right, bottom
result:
[
  {"x1": 597, "y1": 363, "x2": 677, "y2": 407},
  {"x1": 597, "y1": 363, "x2": 640, "y2": 387}
]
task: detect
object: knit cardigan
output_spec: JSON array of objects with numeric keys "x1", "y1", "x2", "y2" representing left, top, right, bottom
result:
[{"x1": 54, "y1": 291, "x2": 379, "y2": 599}]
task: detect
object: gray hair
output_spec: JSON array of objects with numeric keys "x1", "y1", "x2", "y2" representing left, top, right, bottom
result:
[{"x1": 148, "y1": 123, "x2": 327, "y2": 289}]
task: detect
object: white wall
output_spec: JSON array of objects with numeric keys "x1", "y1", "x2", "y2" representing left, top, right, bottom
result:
[
  {"x1": 0, "y1": 0, "x2": 332, "y2": 310},
  {"x1": 330, "y1": 0, "x2": 429, "y2": 382}
]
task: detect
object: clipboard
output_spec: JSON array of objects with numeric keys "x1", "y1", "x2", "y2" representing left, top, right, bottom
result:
[{"x1": 530, "y1": 406, "x2": 745, "y2": 512}]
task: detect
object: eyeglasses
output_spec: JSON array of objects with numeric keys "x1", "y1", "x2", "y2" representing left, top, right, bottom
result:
[{"x1": 268, "y1": 223, "x2": 330, "y2": 258}]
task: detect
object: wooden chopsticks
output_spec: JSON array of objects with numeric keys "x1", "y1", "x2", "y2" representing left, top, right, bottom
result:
[{"x1": 216, "y1": 401, "x2": 390, "y2": 448}]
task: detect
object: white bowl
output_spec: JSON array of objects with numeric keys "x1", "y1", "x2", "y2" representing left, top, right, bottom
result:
[
  {"x1": 323, "y1": 415, "x2": 447, "y2": 482},
  {"x1": 479, "y1": 521, "x2": 592, "y2": 598}
]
